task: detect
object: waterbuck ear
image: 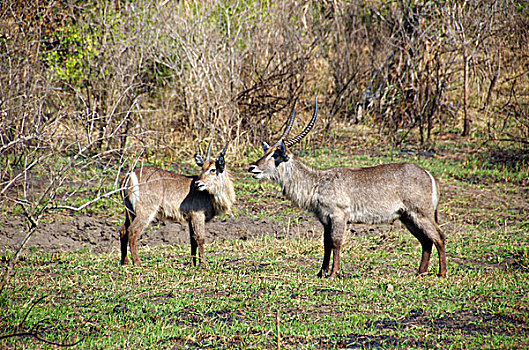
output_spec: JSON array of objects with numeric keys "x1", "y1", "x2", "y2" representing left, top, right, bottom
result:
[
  {"x1": 262, "y1": 142, "x2": 270, "y2": 153},
  {"x1": 278, "y1": 140, "x2": 287, "y2": 155},
  {"x1": 215, "y1": 156, "x2": 225, "y2": 173},
  {"x1": 273, "y1": 140, "x2": 289, "y2": 166},
  {"x1": 194, "y1": 154, "x2": 204, "y2": 167}
]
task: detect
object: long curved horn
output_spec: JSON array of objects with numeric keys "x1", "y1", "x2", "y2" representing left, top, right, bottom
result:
[
  {"x1": 205, "y1": 140, "x2": 213, "y2": 161},
  {"x1": 278, "y1": 98, "x2": 297, "y2": 141},
  {"x1": 284, "y1": 98, "x2": 318, "y2": 147}
]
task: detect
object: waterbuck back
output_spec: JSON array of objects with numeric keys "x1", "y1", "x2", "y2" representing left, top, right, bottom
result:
[
  {"x1": 120, "y1": 141, "x2": 235, "y2": 267},
  {"x1": 248, "y1": 99, "x2": 446, "y2": 277}
]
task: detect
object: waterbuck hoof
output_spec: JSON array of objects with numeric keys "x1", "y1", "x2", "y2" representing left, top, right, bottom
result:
[{"x1": 191, "y1": 260, "x2": 208, "y2": 268}]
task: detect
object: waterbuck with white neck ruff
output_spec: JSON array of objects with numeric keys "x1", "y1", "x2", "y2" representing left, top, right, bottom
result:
[
  {"x1": 248, "y1": 100, "x2": 446, "y2": 277},
  {"x1": 120, "y1": 140, "x2": 235, "y2": 267}
]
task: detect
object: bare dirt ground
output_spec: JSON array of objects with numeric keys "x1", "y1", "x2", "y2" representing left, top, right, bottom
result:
[
  {"x1": 0, "y1": 210, "x2": 322, "y2": 255},
  {"x1": 0, "y1": 184, "x2": 327, "y2": 256}
]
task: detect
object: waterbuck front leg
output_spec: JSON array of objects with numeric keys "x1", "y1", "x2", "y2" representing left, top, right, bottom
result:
[
  {"x1": 318, "y1": 213, "x2": 347, "y2": 278},
  {"x1": 317, "y1": 222, "x2": 333, "y2": 278},
  {"x1": 188, "y1": 213, "x2": 208, "y2": 267},
  {"x1": 328, "y1": 213, "x2": 347, "y2": 278}
]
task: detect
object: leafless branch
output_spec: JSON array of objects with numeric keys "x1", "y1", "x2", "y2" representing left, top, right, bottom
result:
[{"x1": 0, "y1": 296, "x2": 84, "y2": 347}]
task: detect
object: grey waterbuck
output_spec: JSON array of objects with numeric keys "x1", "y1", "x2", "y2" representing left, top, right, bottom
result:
[
  {"x1": 119, "y1": 140, "x2": 236, "y2": 267},
  {"x1": 248, "y1": 100, "x2": 446, "y2": 277}
]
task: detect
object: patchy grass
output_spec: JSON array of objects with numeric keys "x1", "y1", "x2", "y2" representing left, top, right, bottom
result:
[{"x1": 1, "y1": 234, "x2": 528, "y2": 349}]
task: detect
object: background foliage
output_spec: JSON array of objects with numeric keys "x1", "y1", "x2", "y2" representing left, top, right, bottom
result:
[{"x1": 2, "y1": 0, "x2": 528, "y2": 160}]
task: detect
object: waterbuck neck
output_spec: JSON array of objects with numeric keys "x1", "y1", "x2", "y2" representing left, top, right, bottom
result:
[
  {"x1": 209, "y1": 171, "x2": 236, "y2": 216},
  {"x1": 275, "y1": 157, "x2": 319, "y2": 212}
]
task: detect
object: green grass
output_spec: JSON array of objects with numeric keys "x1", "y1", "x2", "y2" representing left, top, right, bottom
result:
[
  {"x1": 1, "y1": 235, "x2": 528, "y2": 349},
  {"x1": 1, "y1": 138, "x2": 528, "y2": 349}
]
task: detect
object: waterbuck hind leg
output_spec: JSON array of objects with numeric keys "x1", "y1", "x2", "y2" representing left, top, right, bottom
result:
[
  {"x1": 120, "y1": 211, "x2": 134, "y2": 265},
  {"x1": 318, "y1": 223, "x2": 333, "y2": 278},
  {"x1": 120, "y1": 224, "x2": 129, "y2": 266},
  {"x1": 128, "y1": 229, "x2": 141, "y2": 266},
  {"x1": 419, "y1": 241, "x2": 433, "y2": 274},
  {"x1": 434, "y1": 223, "x2": 447, "y2": 277},
  {"x1": 127, "y1": 216, "x2": 151, "y2": 267},
  {"x1": 420, "y1": 219, "x2": 446, "y2": 277},
  {"x1": 400, "y1": 215, "x2": 432, "y2": 275},
  {"x1": 400, "y1": 213, "x2": 446, "y2": 277}
]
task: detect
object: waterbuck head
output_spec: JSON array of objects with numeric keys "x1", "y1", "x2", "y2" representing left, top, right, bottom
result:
[
  {"x1": 248, "y1": 99, "x2": 317, "y2": 179},
  {"x1": 195, "y1": 140, "x2": 230, "y2": 192}
]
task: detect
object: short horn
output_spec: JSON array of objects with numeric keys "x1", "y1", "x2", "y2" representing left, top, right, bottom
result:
[
  {"x1": 205, "y1": 140, "x2": 213, "y2": 161},
  {"x1": 219, "y1": 140, "x2": 230, "y2": 157},
  {"x1": 216, "y1": 140, "x2": 230, "y2": 173},
  {"x1": 278, "y1": 98, "x2": 297, "y2": 141},
  {"x1": 284, "y1": 97, "x2": 318, "y2": 147}
]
